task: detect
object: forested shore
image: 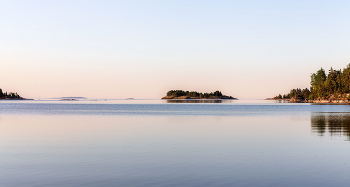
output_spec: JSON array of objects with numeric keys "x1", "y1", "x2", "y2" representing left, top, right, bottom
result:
[
  {"x1": 270, "y1": 64, "x2": 350, "y2": 103},
  {"x1": 162, "y1": 90, "x2": 237, "y2": 99},
  {"x1": 0, "y1": 88, "x2": 24, "y2": 100}
]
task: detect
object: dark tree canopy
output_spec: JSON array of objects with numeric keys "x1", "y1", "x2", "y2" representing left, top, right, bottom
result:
[
  {"x1": 165, "y1": 90, "x2": 233, "y2": 99},
  {"x1": 0, "y1": 88, "x2": 22, "y2": 99},
  {"x1": 274, "y1": 64, "x2": 350, "y2": 100}
]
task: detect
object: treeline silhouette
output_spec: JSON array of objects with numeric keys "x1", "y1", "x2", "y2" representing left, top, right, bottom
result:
[
  {"x1": 274, "y1": 88, "x2": 311, "y2": 100},
  {"x1": 274, "y1": 64, "x2": 350, "y2": 100},
  {"x1": 167, "y1": 90, "x2": 224, "y2": 98},
  {"x1": 0, "y1": 88, "x2": 22, "y2": 99}
]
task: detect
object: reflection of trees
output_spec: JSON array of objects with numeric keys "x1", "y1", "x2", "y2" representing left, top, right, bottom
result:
[
  {"x1": 311, "y1": 113, "x2": 350, "y2": 140},
  {"x1": 166, "y1": 99, "x2": 223, "y2": 103}
]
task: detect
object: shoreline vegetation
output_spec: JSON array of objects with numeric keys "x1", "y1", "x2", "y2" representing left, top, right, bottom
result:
[
  {"x1": 0, "y1": 88, "x2": 26, "y2": 100},
  {"x1": 267, "y1": 64, "x2": 350, "y2": 104},
  {"x1": 162, "y1": 90, "x2": 237, "y2": 100}
]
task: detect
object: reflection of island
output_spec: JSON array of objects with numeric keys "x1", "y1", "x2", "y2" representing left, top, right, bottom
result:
[
  {"x1": 166, "y1": 99, "x2": 223, "y2": 103},
  {"x1": 162, "y1": 90, "x2": 237, "y2": 100},
  {"x1": 311, "y1": 113, "x2": 350, "y2": 140}
]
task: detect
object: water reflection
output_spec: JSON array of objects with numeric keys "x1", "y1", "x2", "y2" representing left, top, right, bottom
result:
[
  {"x1": 166, "y1": 99, "x2": 223, "y2": 103},
  {"x1": 311, "y1": 113, "x2": 350, "y2": 139}
]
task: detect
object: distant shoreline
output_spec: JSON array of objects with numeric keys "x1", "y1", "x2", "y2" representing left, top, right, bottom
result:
[
  {"x1": 266, "y1": 98, "x2": 350, "y2": 104},
  {"x1": 0, "y1": 98, "x2": 33, "y2": 100}
]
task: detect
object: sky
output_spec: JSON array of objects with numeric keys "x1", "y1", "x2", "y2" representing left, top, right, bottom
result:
[{"x1": 1, "y1": 0, "x2": 350, "y2": 99}]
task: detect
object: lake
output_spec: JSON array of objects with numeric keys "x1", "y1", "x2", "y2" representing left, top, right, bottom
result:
[{"x1": 1, "y1": 99, "x2": 350, "y2": 187}]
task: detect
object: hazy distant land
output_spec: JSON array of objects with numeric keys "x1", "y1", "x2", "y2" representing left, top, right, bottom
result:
[
  {"x1": 162, "y1": 90, "x2": 237, "y2": 100},
  {"x1": 9, "y1": 62, "x2": 350, "y2": 105}
]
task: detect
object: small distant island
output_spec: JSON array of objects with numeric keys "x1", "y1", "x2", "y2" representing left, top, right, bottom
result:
[
  {"x1": 0, "y1": 88, "x2": 24, "y2": 100},
  {"x1": 58, "y1": 97, "x2": 86, "y2": 101},
  {"x1": 268, "y1": 64, "x2": 350, "y2": 103},
  {"x1": 162, "y1": 90, "x2": 237, "y2": 99}
]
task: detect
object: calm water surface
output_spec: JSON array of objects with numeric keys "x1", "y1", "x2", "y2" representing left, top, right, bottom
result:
[{"x1": 1, "y1": 100, "x2": 350, "y2": 186}]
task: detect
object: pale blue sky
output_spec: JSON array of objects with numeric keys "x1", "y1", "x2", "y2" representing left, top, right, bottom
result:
[{"x1": 1, "y1": 0, "x2": 350, "y2": 99}]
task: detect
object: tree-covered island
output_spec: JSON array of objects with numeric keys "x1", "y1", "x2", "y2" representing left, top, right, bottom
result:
[
  {"x1": 162, "y1": 90, "x2": 237, "y2": 99},
  {"x1": 0, "y1": 88, "x2": 24, "y2": 100},
  {"x1": 269, "y1": 64, "x2": 350, "y2": 103}
]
